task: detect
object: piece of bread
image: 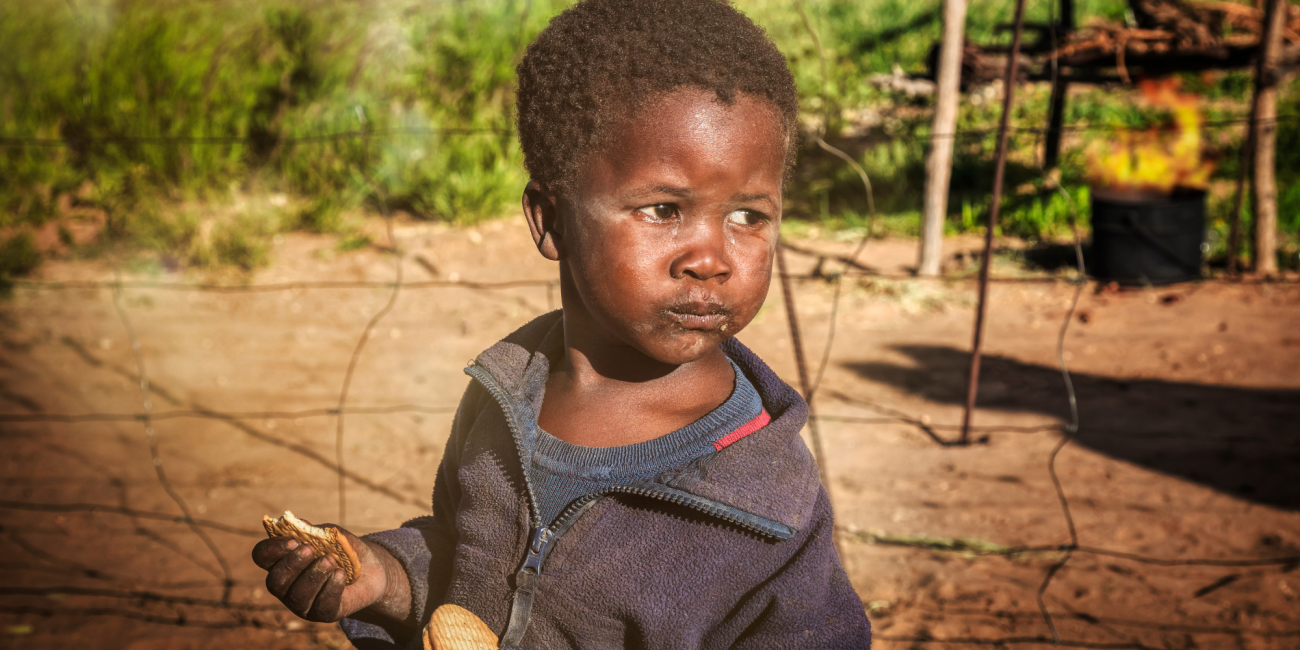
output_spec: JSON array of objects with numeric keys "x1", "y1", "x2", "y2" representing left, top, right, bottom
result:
[
  {"x1": 423, "y1": 604, "x2": 498, "y2": 650},
  {"x1": 262, "y1": 511, "x2": 360, "y2": 585}
]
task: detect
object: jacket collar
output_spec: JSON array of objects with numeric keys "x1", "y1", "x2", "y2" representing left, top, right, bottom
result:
[{"x1": 469, "y1": 311, "x2": 821, "y2": 533}]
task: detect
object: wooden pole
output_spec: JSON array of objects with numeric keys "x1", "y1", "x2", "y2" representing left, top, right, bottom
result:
[
  {"x1": 918, "y1": 0, "x2": 968, "y2": 277},
  {"x1": 1228, "y1": 100, "x2": 1255, "y2": 275},
  {"x1": 775, "y1": 240, "x2": 843, "y2": 559},
  {"x1": 960, "y1": 0, "x2": 1027, "y2": 445},
  {"x1": 1251, "y1": 0, "x2": 1285, "y2": 276},
  {"x1": 1043, "y1": 77, "x2": 1069, "y2": 170},
  {"x1": 1043, "y1": 0, "x2": 1075, "y2": 170}
]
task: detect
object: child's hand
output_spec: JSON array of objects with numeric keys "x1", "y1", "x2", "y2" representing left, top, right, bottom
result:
[{"x1": 252, "y1": 523, "x2": 410, "y2": 623}]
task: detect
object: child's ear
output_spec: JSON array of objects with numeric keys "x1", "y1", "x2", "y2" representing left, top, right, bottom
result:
[{"x1": 522, "y1": 180, "x2": 565, "y2": 261}]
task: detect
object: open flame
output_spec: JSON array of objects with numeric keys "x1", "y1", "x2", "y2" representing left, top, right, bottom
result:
[{"x1": 1087, "y1": 79, "x2": 1215, "y2": 195}]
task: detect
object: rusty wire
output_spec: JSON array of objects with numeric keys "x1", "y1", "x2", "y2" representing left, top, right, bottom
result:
[
  {"x1": 3, "y1": 115, "x2": 1298, "y2": 150},
  {"x1": 11, "y1": 278, "x2": 553, "y2": 292},
  {"x1": 110, "y1": 269, "x2": 235, "y2": 605},
  {"x1": 8, "y1": 226, "x2": 1299, "y2": 644},
  {"x1": 0, "y1": 404, "x2": 456, "y2": 424},
  {"x1": 774, "y1": 244, "x2": 838, "y2": 553},
  {"x1": 335, "y1": 126, "x2": 404, "y2": 527},
  {"x1": 11, "y1": 272, "x2": 1296, "y2": 296},
  {"x1": 783, "y1": 2, "x2": 1299, "y2": 648},
  {"x1": 786, "y1": 0, "x2": 885, "y2": 562},
  {"x1": 4, "y1": 8, "x2": 1299, "y2": 644}
]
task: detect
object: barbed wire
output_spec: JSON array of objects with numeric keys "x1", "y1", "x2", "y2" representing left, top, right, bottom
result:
[
  {"x1": 0, "y1": 605, "x2": 303, "y2": 631},
  {"x1": 0, "y1": 127, "x2": 510, "y2": 148},
  {"x1": 916, "y1": 113, "x2": 1300, "y2": 142},
  {"x1": 801, "y1": 3, "x2": 1297, "y2": 648},
  {"x1": 873, "y1": 634, "x2": 1165, "y2": 649},
  {"x1": 335, "y1": 127, "x2": 405, "y2": 527},
  {"x1": 7, "y1": 246, "x2": 1298, "y2": 640},
  {"x1": 9, "y1": 272, "x2": 1294, "y2": 299},
  {"x1": 11, "y1": 278, "x2": 555, "y2": 292},
  {"x1": 0, "y1": 587, "x2": 285, "y2": 612},
  {"x1": 4, "y1": 6, "x2": 1299, "y2": 648},
  {"x1": 2, "y1": 114, "x2": 1297, "y2": 149},
  {"x1": 898, "y1": 606, "x2": 1300, "y2": 637},
  {"x1": 109, "y1": 266, "x2": 235, "y2": 605},
  {"x1": 0, "y1": 500, "x2": 263, "y2": 537},
  {"x1": 4, "y1": 245, "x2": 1297, "y2": 645},
  {"x1": 0, "y1": 404, "x2": 457, "y2": 424},
  {"x1": 55, "y1": 328, "x2": 433, "y2": 505},
  {"x1": 1036, "y1": 39, "x2": 1089, "y2": 633}
]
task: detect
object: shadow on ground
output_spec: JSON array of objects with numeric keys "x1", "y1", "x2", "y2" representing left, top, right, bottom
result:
[{"x1": 843, "y1": 345, "x2": 1300, "y2": 511}]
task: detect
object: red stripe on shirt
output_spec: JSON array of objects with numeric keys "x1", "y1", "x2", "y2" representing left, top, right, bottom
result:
[{"x1": 712, "y1": 408, "x2": 771, "y2": 451}]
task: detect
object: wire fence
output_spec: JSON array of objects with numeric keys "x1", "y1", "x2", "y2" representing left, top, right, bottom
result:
[
  {"x1": 3, "y1": 2, "x2": 1300, "y2": 647},
  {"x1": 3, "y1": 113, "x2": 1298, "y2": 148},
  {"x1": 4, "y1": 248, "x2": 1298, "y2": 646}
]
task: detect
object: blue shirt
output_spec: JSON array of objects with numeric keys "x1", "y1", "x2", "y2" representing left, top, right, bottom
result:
[{"x1": 529, "y1": 357, "x2": 764, "y2": 527}]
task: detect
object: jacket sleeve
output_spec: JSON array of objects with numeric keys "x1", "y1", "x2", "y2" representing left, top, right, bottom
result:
[
  {"x1": 340, "y1": 380, "x2": 485, "y2": 649},
  {"x1": 721, "y1": 489, "x2": 872, "y2": 650}
]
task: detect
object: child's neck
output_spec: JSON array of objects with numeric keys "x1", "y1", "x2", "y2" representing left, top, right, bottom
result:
[{"x1": 537, "y1": 311, "x2": 735, "y2": 448}]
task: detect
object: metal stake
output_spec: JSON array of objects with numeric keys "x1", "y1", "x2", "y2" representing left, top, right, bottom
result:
[
  {"x1": 960, "y1": 0, "x2": 1029, "y2": 444},
  {"x1": 776, "y1": 240, "x2": 842, "y2": 558}
]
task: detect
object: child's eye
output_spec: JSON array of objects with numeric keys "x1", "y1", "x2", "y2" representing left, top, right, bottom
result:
[
  {"x1": 636, "y1": 204, "x2": 677, "y2": 221},
  {"x1": 725, "y1": 209, "x2": 764, "y2": 226}
]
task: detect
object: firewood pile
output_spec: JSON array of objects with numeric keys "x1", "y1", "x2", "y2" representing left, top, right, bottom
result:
[
  {"x1": 923, "y1": 44, "x2": 1025, "y2": 93},
  {"x1": 958, "y1": 44, "x2": 1013, "y2": 89},
  {"x1": 1050, "y1": 0, "x2": 1300, "y2": 81}
]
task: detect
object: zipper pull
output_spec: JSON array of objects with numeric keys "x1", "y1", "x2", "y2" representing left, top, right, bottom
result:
[
  {"x1": 502, "y1": 527, "x2": 551, "y2": 645},
  {"x1": 523, "y1": 527, "x2": 550, "y2": 575}
]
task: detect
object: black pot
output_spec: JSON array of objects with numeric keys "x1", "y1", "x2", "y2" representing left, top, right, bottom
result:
[{"x1": 1089, "y1": 189, "x2": 1206, "y2": 285}]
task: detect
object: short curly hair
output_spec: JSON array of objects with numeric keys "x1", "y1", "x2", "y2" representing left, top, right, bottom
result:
[{"x1": 516, "y1": 0, "x2": 799, "y2": 193}]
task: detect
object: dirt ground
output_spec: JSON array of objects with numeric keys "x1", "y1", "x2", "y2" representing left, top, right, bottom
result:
[{"x1": 2, "y1": 217, "x2": 1298, "y2": 649}]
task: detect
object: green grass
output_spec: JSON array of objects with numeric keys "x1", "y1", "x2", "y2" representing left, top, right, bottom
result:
[
  {"x1": 745, "y1": 0, "x2": 1129, "y2": 116},
  {"x1": 0, "y1": 0, "x2": 1295, "y2": 273},
  {"x1": 784, "y1": 68, "x2": 1295, "y2": 254},
  {"x1": 0, "y1": 0, "x2": 551, "y2": 269},
  {"x1": 0, "y1": 232, "x2": 42, "y2": 293}
]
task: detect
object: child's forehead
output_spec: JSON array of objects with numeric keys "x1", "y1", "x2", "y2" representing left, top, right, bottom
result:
[
  {"x1": 616, "y1": 88, "x2": 786, "y2": 133},
  {"x1": 585, "y1": 89, "x2": 790, "y2": 171},
  {"x1": 558, "y1": 89, "x2": 788, "y2": 216}
]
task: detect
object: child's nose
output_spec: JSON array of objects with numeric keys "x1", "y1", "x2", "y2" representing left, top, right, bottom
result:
[{"x1": 669, "y1": 220, "x2": 732, "y2": 281}]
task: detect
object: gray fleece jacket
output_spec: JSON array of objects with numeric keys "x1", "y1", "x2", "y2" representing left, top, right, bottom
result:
[{"x1": 341, "y1": 311, "x2": 871, "y2": 649}]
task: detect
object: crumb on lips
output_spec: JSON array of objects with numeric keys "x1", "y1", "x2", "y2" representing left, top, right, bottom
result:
[{"x1": 661, "y1": 307, "x2": 733, "y2": 333}]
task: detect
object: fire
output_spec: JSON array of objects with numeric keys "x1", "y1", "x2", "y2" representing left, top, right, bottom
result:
[{"x1": 1087, "y1": 79, "x2": 1215, "y2": 194}]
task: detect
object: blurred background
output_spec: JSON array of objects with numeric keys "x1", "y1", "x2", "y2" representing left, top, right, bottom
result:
[
  {"x1": 1, "y1": 0, "x2": 1298, "y2": 648},
  {"x1": 2, "y1": 0, "x2": 1297, "y2": 271}
]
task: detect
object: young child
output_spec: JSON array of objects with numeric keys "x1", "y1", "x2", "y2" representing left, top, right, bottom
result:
[{"x1": 252, "y1": 0, "x2": 872, "y2": 647}]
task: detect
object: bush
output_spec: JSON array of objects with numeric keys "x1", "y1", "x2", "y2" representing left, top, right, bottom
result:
[
  {"x1": 0, "y1": 0, "x2": 546, "y2": 261},
  {"x1": 0, "y1": 0, "x2": 1293, "y2": 269},
  {"x1": 0, "y1": 232, "x2": 42, "y2": 278}
]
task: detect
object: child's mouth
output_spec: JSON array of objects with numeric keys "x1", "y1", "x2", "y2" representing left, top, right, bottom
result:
[{"x1": 665, "y1": 301, "x2": 730, "y2": 331}]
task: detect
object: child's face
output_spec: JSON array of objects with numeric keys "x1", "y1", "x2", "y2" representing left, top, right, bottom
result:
[{"x1": 532, "y1": 88, "x2": 788, "y2": 366}]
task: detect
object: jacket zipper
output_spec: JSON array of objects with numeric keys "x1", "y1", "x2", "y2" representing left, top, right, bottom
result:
[
  {"x1": 464, "y1": 364, "x2": 542, "y2": 525},
  {"x1": 466, "y1": 363, "x2": 796, "y2": 645}
]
